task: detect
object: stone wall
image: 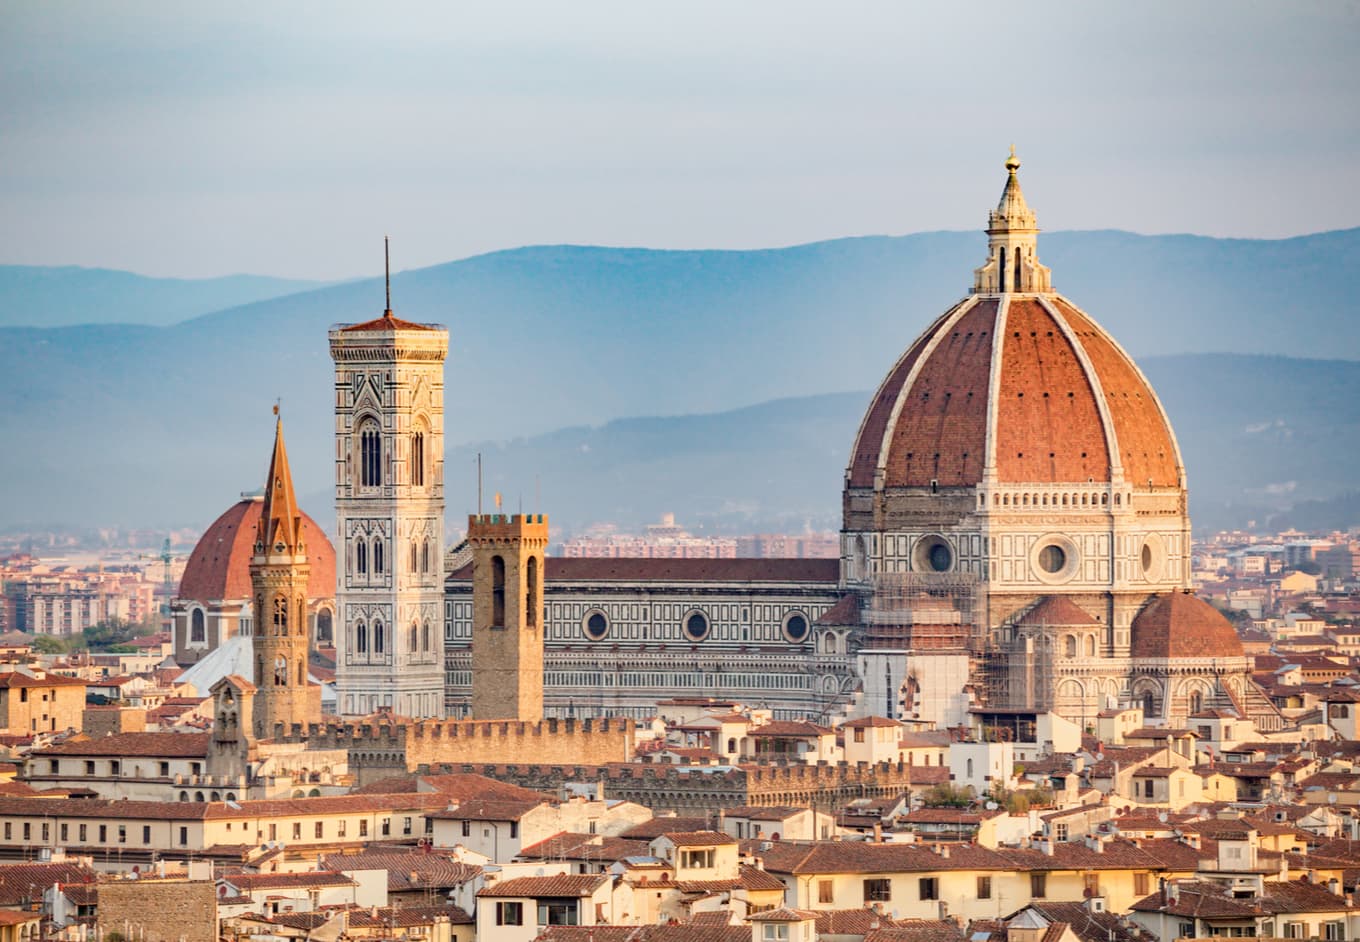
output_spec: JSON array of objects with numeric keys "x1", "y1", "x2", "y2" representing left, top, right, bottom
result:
[
  {"x1": 82, "y1": 706, "x2": 146, "y2": 737},
  {"x1": 421, "y1": 760, "x2": 926, "y2": 815},
  {"x1": 275, "y1": 717, "x2": 635, "y2": 786},
  {"x1": 97, "y1": 878, "x2": 217, "y2": 942}
]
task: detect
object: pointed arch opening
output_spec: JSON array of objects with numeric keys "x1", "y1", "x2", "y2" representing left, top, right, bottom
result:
[
  {"x1": 356, "y1": 620, "x2": 368, "y2": 654},
  {"x1": 359, "y1": 419, "x2": 382, "y2": 488},
  {"x1": 491, "y1": 555, "x2": 506, "y2": 627},
  {"x1": 526, "y1": 555, "x2": 539, "y2": 628},
  {"x1": 374, "y1": 620, "x2": 385, "y2": 655}
]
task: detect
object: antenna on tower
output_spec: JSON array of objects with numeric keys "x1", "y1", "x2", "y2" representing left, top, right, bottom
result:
[
  {"x1": 384, "y1": 235, "x2": 392, "y2": 317},
  {"x1": 476, "y1": 453, "x2": 483, "y2": 516}
]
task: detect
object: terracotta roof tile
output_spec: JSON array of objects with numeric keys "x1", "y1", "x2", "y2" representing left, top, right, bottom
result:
[{"x1": 478, "y1": 874, "x2": 609, "y2": 898}]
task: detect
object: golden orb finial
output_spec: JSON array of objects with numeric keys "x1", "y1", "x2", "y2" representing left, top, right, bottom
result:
[{"x1": 1005, "y1": 144, "x2": 1020, "y2": 173}]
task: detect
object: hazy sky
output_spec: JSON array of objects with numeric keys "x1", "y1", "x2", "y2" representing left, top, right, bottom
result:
[{"x1": 2, "y1": 2, "x2": 1357, "y2": 279}]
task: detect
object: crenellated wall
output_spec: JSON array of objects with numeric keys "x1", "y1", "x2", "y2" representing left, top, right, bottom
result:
[
  {"x1": 409, "y1": 759, "x2": 928, "y2": 814},
  {"x1": 272, "y1": 717, "x2": 634, "y2": 785}
]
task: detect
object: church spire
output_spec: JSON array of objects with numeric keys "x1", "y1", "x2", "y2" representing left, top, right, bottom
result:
[
  {"x1": 256, "y1": 408, "x2": 305, "y2": 557},
  {"x1": 973, "y1": 147, "x2": 1052, "y2": 294}
]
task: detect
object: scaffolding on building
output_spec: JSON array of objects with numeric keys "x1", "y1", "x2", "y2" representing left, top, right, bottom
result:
[{"x1": 861, "y1": 572, "x2": 987, "y2": 653}]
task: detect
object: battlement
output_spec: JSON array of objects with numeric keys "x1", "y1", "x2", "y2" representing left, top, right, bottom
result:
[
  {"x1": 467, "y1": 513, "x2": 549, "y2": 544},
  {"x1": 273, "y1": 716, "x2": 633, "y2": 783}
]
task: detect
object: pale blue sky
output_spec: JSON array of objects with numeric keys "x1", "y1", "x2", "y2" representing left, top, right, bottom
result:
[{"x1": 2, "y1": 1, "x2": 1357, "y2": 278}]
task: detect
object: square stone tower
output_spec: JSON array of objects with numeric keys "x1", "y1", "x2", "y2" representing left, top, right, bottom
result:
[
  {"x1": 330, "y1": 301, "x2": 448, "y2": 719},
  {"x1": 468, "y1": 513, "x2": 547, "y2": 721}
]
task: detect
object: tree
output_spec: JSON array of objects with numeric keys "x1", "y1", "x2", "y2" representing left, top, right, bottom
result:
[
  {"x1": 30, "y1": 634, "x2": 70, "y2": 654},
  {"x1": 921, "y1": 783, "x2": 973, "y2": 808}
]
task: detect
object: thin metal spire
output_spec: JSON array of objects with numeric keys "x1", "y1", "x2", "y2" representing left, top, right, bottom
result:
[{"x1": 384, "y1": 235, "x2": 392, "y2": 317}]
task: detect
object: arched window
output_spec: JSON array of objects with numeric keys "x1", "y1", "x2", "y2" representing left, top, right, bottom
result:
[
  {"x1": 1064, "y1": 635, "x2": 1077, "y2": 658},
  {"x1": 359, "y1": 420, "x2": 382, "y2": 488},
  {"x1": 967, "y1": 758, "x2": 974, "y2": 778},
  {"x1": 421, "y1": 540, "x2": 430, "y2": 574},
  {"x1": 274, "y1": 655, "x2": 287, "y2": 686},
  {"x1": 273, "y1": 595, "x2": 288, "y2": 635},
  {"x1": 374, "y1": 621, "x2": 385, "y2": 654},
  {"x1": 410, "y1": 621, "x2": 419, "y2": 653},
  {"x1": 492, "y1": 555, "x2": 506, "y2": 627},
  {"x1": 1084, "y1": 634, "x2": 1096, "y2": 657},
  {"x1": 373, "y1": 538, "x2": 384, "y2": 574},
  {"x1": 411, "y1": 431, "x2": 425, "y2": 487},
  {"x1": 1142, "y1": 691, "x2": 1155, "y2": 716},
  {"x1": 410, "y1": 540, "x2": 418, "y2": 573},
  {"x1": 1189, "y1": 690, "x2": 1203, "y2": 715},
  {"x1": 422, "y1": 620, "x2": 431, "y2": 652},
  {"x1": 356, "y1": 620, "x2": 368, "y2": 654},
  {"x1": 316, "y1": 609, "x2": 333, "y2": 644},
  {"x1": 298, "y1": 660, "x2": 305, "y2": 685},
  {"x1": 526, "y1": 556, "x2": 539, "y2": 628},
  {"x1": 190, "y1": 608, "x2": 206, "y2": 643},
  {"x1": 356, "y1": 539, "x2": 367, "y2": 575}
]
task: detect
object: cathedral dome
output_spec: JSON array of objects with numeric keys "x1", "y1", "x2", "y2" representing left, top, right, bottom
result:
[
  {"x1": 846, "y1": 153, "x2": 1184, "y2": 495},
  {"x1": 178, "y1": 495, "x2": 335, "y2": 603},
  {"x1": 1130, "y1": 591, "x2": 1244, "y2": 659}
]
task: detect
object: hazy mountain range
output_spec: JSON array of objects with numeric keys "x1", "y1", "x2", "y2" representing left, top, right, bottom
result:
[
  {"x1": 0, "y1": 266, "x2": 329, "y2": 327},
  {"x1": 1, "y1": 227, "x2": 1357, "y2": 535}
]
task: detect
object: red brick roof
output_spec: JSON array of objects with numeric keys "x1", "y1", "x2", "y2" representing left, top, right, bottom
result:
[
  {"x1": 0, "y1": 671, "x2": 86, "y2": 688},
  {"x1": 657, "y1": 830, "x2": 738, "y2": 846},
  {"x1": 339, "y1": 312, "x2": 437, "y2": 333},
  {"x1": 448, "y1": 558, "x2": 838, "y2": 585},
  {"x1": 223, "y1": 871, "x2": 354, "y2": 892},
  {"x1": 178, "y1": 497, "x2": 334, "y2": 602},
  {"x1": 478, "y1": 874, "x2": 609, "y2": 898},
  {"x1": 30, "y1": 732, "x2": 211, "y2": 758},
  {"x1": 1130, "y1": 592, "x2": 1245, "y2": 659}
]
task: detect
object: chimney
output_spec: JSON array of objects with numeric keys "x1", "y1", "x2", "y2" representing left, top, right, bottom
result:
[{"x1": 873, "y1": 822, "x2": 883, "y2": 843}]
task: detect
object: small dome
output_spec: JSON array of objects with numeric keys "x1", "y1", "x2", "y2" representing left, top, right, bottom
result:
[
  {"x1": 178, "y1": 496, "x2": 335, "y2": 603},
  {"x1": 1130, "y1": 592, "x2": 1244, "y2": 659},
  {"x1": 1016, "y1": 596, "x2": 1099, "y2": 627}
]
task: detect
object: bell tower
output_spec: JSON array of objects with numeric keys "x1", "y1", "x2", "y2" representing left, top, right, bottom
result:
[
  {"x1": 249, "y1": 414, "x2": 318, "y2": 737},
  {"x1": 469, "y1": 513, "x2": 547, "y2": 721},
  {"x1": 330, "y1": 243, "x2": 448, "y2": 718}
]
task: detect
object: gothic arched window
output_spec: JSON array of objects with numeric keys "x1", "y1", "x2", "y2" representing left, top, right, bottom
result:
[
  {"x1": 273, "y1": 596, "x2": 288, "y2": 635},
  {"x1": 411, "y1": 431, "x2": 425, "y2": 487},
  {"x1": 410, "y1": 621, "x2": 418, "y2": 653},
  {"x1": 421, "y1": 540, "x2": 430, "y2": 574},
  {"x1": 190, "y1": 608, "x2": 205, "y2": 643},
  {"x1": 422, "y1": 620, "x2": 431, "y2": 652},
  {"x1": 373, "y1": 538, "x2": 384, "y2": 574},
  {"x1": 491, "y1": 555, "x2": 506, "y2": 628},
  {"x1": 356, "y1": 620, "x2": 368, "y2": 654},
  {"x1": 274, "y1": 655, "x2": 287, "y2": 686},
  {"x1": 356, "y1": 539, "x2": 368, "y2": 575},
  {"x1": 525, "y1": 555, "x2": 539, "y2": 628},
  {"x1": 410, "y1": 540, "x2": 418, "y2": 573},
  {"x1": 359, "y1": 420, "x2": 382, "y2": 488},
  {"x1": 374, "y1": 621, "x2": 385, "y2": 655}
]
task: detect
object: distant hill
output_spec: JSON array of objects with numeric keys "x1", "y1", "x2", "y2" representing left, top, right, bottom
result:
[
  {"x1": 0, "y1": 229, "x2": 1357, "y2": 531},
  {"x1": 0, "y1": 265, "x2": 329, "y2": 327}
]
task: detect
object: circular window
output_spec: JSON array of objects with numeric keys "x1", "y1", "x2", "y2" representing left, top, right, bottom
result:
[
  {"x1": 583, "y1": 610, "x2": 609, "y2": 641},
  {"x1": 683, "y1": 611, "x2": 710, "y2": 642},
  {"x1": 1140, "y1": 534, "x2": 1165, "y2": 581},
  {"x1": 912, "y1": 535, "x2": 954, "y2": 573},
  {"x1": 783, "y1": 613, "x2": 809, "y2": 644},
  {"x1": 1031, "y1": 534, "x2": 1079, "y2": 584},
  {"x1": 1038, "y1": 544, "x2": 1066, "y2": 573}
]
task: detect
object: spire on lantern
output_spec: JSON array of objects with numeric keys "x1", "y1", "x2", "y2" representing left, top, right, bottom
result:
[
  {"x1": 973, "y1": 147, "x2": 1052, "y2": 294},
  {"x1": 256, "y1": 410, "x2": 305, "y2": 557}
]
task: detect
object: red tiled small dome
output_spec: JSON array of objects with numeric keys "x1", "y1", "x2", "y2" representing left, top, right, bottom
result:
[
  {"x1": 1017, "y1": 596, "x2": 1099, "y2": 627},
  {"x1": 1130, "y1": 592, "x2": 1244, "y2": 659},
  {"x1": 178, "y1": 497, "x2": 334, "y2": 603}
]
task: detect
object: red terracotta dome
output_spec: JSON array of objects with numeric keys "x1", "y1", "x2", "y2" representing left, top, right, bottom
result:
[
  {"x1": 846, "y1": 155, "x2": 1183, "y2": 493},
  {"x1": 178, "y1": 496, "x2": 335, "y2": 603},
  {"x1": 1130, "y1": 592, "x2": 1244, "y2": 660},
  {"x1": 1017, "y1": 596, "x2": 1100, "y2": 627},
  {"x1": 847, "y1": 294, "x2": 1182, "y2": 490}
]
